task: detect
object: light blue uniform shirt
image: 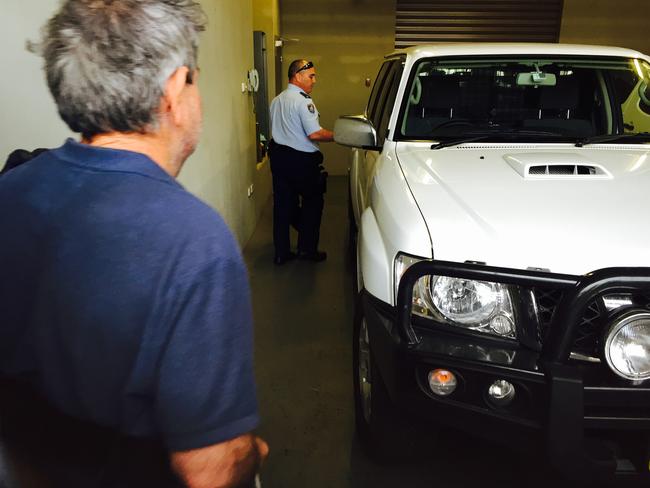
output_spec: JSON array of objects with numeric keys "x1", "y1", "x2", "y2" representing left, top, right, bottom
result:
[{"x1": 270, "y1": 83, "x2": 322, "y2": 153}]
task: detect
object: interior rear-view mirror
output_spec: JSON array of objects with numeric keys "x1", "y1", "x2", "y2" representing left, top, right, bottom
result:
[{"x1": 516, "y1": 71, "x2": 557, "y2": 86}]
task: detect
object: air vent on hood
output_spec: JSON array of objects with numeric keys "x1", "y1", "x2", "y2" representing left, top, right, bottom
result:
[
  {"x1": 504, "y1": 153, "x2": 612, "y2": 180},
  {"x1": 528, "y1": 164, "x2": 602, "y2": 176}
]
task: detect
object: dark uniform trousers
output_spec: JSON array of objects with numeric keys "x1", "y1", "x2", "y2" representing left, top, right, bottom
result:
[{"x1": 269, "y1": 140, "x2": 327, "y2": 258}]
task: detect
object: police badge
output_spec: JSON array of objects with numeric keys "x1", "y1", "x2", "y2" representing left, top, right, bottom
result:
[{"x1": 307, "y1": 103, "x2": 315, "y2": 114}]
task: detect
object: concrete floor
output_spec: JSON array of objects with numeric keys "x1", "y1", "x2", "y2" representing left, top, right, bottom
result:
[{"x1": 244, "y1": 176, "x2": 574, "y2": 488}]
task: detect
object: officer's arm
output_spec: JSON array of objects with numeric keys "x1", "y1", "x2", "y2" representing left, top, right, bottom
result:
[
  {"x1": 170, "y1": 433, "x2": 269, "y2": 488},
  {"x1": 307, "y1": 128, "x2": 334, "y2": 142}
]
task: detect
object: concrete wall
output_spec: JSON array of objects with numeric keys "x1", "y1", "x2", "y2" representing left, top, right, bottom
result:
[
  {"x1": 280, "y1": 0, "x2": 396, "y2": 175},
  {"x1": 1, "y1": 2, "x2": 73, "y2": 162},
  {"x1": 0, "y1": 0, "x2": 269, "y2": 247},
  {"x1": 180, "y1": 0, "x2": 260, "y2": 245},
  {"x1": 560, "y1": 0, "x2": 650, "y2": 54},
  {"x1": 251, "y1": 0, "x2": 280, "y2": 226}
]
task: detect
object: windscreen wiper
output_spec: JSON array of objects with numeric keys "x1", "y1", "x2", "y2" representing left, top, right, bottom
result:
[
  {"x1": 430, "y1": 135, "x2": 492, "y2": 150},
  {"x1": 575, "y1": 132, "x2": 650, "y2": 147},
  {"x1": 430, "y1": 129, "x2": 563, "y2": 150}
]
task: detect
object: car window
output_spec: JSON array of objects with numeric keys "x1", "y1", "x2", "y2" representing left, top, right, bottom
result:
[
  {"x1": 367, "y1": 61, "x2": 392, "y2": 125},
  {"x1": 615, "y1": 62, "x2": 650, "y2": 133},
  {"x1": 397, "y1": 56, "x2": 650, "y2": 142},
  {"x1": 376, "y1": 59, "x2": 406, "y2": 145},
  {"x1": 372, "y1": 60, "x2": 399, "y2": 130}
]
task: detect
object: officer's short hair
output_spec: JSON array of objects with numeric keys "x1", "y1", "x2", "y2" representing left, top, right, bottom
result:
[
  {"x1": 288, "y1": 59, "x2": 311, "y2": 80},
  {"x1": 31, "y1": 0, "x2": 206, "y2": 139}
]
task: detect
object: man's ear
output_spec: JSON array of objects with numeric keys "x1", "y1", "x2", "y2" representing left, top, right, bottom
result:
[{"x1": 162, "y1": 66, "x2": 190, "y2": 126}]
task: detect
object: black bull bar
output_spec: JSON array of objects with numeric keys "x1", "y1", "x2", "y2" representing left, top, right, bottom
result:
[{"x1": 396, "y1": 260, "x2": 650, "y2": 481}]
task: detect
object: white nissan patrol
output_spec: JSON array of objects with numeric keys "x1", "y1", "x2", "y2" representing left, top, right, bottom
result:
[{"x1": 335, "y1": 43, "x2": 650, "y2": 483}]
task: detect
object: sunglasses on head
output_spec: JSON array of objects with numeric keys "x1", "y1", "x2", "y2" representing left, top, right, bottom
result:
[{"x1": 296, "y1": 61, "x2": 314, "y2": 74}]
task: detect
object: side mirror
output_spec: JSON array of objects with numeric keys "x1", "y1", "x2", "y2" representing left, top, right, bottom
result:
[{"x1": 334, "y1": 115, "x2": 378, "y2": 149}]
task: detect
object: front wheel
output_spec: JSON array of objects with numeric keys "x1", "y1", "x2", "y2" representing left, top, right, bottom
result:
[{"x1": 352, "y1": 294, "x2": 415, "y2": 461}]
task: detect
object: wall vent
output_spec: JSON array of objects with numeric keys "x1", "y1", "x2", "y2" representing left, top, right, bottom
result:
[{"x1": 395, "y1": 0, "x2": 564, "y2": 48}]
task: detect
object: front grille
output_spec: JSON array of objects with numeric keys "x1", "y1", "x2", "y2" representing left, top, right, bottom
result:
[
  {"x1": 533, "y1": 287, "x2": 563, "y2": 342},
  {"x1": 533, "y1": 288, "x2": 605, "y2": 358},
  {"x1": 573, "y1": 300, "x2": 607, "y2": 357},
  {"x1": 533, "y1": 289, "x2": 650, "y2": 359}
]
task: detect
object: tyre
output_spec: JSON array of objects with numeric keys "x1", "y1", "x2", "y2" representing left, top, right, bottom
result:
[{"x1": 352, "y1": 293, "x2": 416, "y2": 461}]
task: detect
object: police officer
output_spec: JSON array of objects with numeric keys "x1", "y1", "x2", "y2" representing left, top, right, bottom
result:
[{"x1": 269, "y1": 59, "x2": 334, "y2": 265}]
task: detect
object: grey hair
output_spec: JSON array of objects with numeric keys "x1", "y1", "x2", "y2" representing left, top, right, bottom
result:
[{"x1": 32, "y1": 0, "x2": 206, "y2": 138}]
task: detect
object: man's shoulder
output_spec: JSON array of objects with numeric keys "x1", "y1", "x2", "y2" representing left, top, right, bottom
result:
[
  {"x1": 158, "y1": 190, "x2": 233, "y2": 242},
  {"x1": 115, "y1": 188, "x2": 242, "y2": 283},
  {"x1": 291, "y1": 90, "x2": 312, "y2": 102},
  {"x1": 2, "y1": 146, "x2": 236, "y2": 258},
  {"x1": 278, "y1": 86, "x2": 312, "y2": 103}
]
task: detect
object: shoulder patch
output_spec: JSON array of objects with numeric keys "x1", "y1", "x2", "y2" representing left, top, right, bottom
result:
[
  {"x1": 300, "y1": 91, "x2": 311, "y2": 99},
  {"x1": 307, "y1": 103, "x2": 315, "y2": 114}
]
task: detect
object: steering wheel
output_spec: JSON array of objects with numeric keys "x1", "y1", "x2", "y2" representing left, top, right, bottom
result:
[
  {"x1": 431, "y1": 119, "x2": 474, "y2": 130},
  {"x1": 409, "y1": 77, "x2": 422, "y2": 105}
]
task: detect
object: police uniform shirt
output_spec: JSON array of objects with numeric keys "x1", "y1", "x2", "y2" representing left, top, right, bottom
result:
[{"x1": 270, "y1": 83, "x2": 321, "y2": 153}]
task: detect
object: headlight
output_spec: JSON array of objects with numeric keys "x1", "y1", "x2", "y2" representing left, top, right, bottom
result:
[
  {"x1": 604, "y1": 311, "x2": 650, "y2": 381},
  {"x1": 422, "y1": 275, "x2": 516, "y2": 338},
  {"x1": 394, "y1": 255, "x2": 516, "y2": 339}
]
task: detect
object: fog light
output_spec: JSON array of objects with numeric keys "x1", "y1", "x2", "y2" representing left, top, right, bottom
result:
[
  {"x1": 604, "y1": 311, "x2": 650, "y2": 381},
  {"x1": 488, "y1": 379, "x2": 515, "y2": 406},
  {"x1": 428, "y1": 369, "x2": 457, "y2": 396}
]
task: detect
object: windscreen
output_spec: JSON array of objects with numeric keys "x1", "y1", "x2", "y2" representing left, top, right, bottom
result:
[{"x1": 398, "y1": 56, "x2": 650, "y2": 142}]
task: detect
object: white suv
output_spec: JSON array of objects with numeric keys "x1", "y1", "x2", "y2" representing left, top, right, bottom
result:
[{"x1": 335, "y1": 43, "x2": 650, "y2": 483}]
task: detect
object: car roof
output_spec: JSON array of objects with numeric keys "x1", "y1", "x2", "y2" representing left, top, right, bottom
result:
[{"x1": 387, "y1": 43, "x2": 647, "y2": 60}]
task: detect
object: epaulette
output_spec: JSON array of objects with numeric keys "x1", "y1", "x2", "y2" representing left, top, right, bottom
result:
[{"x1": 300, "y1": 91, "x2": 311, "y2": 99}]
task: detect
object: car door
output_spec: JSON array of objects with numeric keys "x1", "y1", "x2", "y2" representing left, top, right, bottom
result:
[
  {"x1": 355, "y1": 57, "x2": 405, "y2": 220},
  {"x1": 350, "y1": 61, "x2": 390, "y2": 224}
]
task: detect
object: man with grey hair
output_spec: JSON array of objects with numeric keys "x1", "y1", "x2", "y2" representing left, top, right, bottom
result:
[{"x1": 0, "y1": 1, "x2": 268, "y2": 487}]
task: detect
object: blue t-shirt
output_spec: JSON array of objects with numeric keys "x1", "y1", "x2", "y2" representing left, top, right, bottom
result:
[{"x1": 0, "y1": 139, "x2": 258, "y2": 451}]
